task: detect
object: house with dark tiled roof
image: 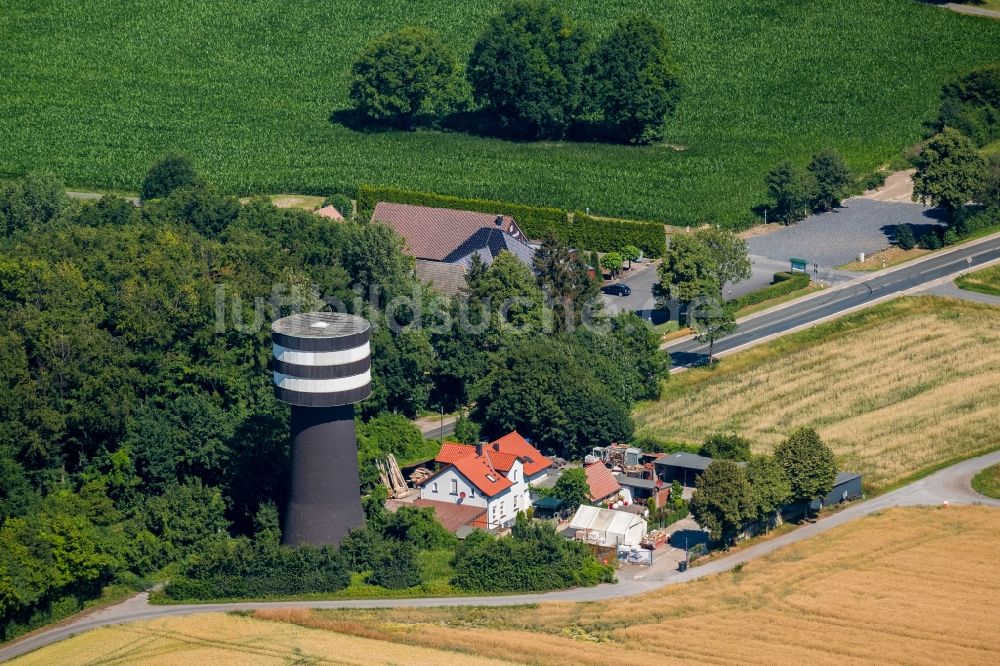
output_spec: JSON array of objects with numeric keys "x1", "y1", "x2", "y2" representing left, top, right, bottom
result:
[
  {"x1": 418, "y1": 432, "x2": 552, "y2": 530},
  {"x1": 372, "y1": 202, "x2": 536, "y2": 296}
]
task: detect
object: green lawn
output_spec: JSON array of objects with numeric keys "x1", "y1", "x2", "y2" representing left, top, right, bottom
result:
[
  {"x1": 1, "y1": 1, "x2": 998, "y2": 226},
  {"x1": 956, "y1": 264, "x2": 1000, "y2": 296},
  {"x1": 972, "y1": 464, "x2": 1000, "y2": 498}
]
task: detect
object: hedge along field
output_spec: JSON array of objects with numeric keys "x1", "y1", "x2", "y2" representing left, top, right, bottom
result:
[{"x1": 2, "y1": 1, "x2": 999, "y2": 226}]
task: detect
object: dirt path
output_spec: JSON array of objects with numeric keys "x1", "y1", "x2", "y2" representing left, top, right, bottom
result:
[
  {"x1": 944, "y1": 2, "x2": 1000, "y2": 20},
  {"x1": 859, "y1": 169, "x2": 917, "y2": 203}
]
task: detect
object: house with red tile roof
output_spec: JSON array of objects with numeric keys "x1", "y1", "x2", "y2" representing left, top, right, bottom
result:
[
  {"x1": 372, "y1": 202, "x2": 536, "y2": 296},
  {"x1": 418, "y1": 432, "x2": 552, "y2": 530}
]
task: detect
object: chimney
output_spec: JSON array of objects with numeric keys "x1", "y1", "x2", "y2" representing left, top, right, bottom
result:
[
  {"x1": 476, "y1": 441, "x2": 485, "y2": 457},
  {"x1": 494, "y1": 215, "x2": 503, "y2": 227}
]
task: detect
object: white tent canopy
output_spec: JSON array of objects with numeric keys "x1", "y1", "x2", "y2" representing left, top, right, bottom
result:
[{"x1": 569, "y1": 505, "x2": 647, "y2": 547}]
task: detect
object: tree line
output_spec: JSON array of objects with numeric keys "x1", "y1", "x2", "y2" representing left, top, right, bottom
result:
[
  {"x1": 689, "y1": 427, "x2": 838, "y2": 546},
  {"x1": 349, "y1": 1, "x2": 680, "y2": 144}
]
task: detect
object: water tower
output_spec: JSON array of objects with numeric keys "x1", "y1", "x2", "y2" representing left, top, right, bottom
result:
[{"x1": 271, "y1": 312, "x2": 371, "y2": 546}]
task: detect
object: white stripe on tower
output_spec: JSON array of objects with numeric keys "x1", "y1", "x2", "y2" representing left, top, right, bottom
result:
[
  {"x1": 272, "y1": 342, "x2": 371, "y2": 366},
  {"x1": 273, "y1": 370, "x2": 373, "y2": 394}
]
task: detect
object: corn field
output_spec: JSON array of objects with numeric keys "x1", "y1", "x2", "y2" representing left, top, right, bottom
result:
[{"x1": 1, "y1": 0, "x2": 999, "y2": 226}]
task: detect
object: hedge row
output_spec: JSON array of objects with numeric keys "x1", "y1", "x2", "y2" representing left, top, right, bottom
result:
[
  {"x1": 357, "y1": 185, "x2": 569, "y2": 240},
  {"x1": 356, "y1": 186, "x2": 667, "y2": 257},
  {"x1": 729, "y1": 272, "x2": 810, "y2": 311},
  {"x1": 571, "y1": 211, "x2": 667, "y2": 258}
]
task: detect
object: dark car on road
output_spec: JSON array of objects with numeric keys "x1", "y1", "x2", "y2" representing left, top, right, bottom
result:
[{"x1": 602, "y1": 284, "x2": 632, "y2": 297}]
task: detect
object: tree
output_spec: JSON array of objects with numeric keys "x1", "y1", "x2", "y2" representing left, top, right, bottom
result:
[
  {"x1": 0, "y1": 173, "x2": 67, "y2": 237},
  {"x1": 894, "y1": 224, "x2": 916, "y2": 250},
  {"x1": 658, "y1": 233, "x2": 718, "y2": 323},
  {"x1": 600, "y1": 251, "x2": 624, "y2": 277},
  {"x1": 744, "y1": 455, "x2": 790, "y2": 531},
  {"x1": 472, "y1": 336, "x2": 634, "y2": 459},
  {"x1": 350, "y1": 27, "x2": 466, "y2": 128},
  {"x1": 912, "y1": 128, "x2": 987, "y2": 215},
  {"x1": 700, "y1": 433, "x2": 752, "y2": 461},
  {"x1": 141, "y1": 154, "x2": 199, "y2": 201},
  {"x1": 552, "y1": 467, "x2": 591, "y2": 511},
  {"x1": 765, "y1": 161, "x2": 816, "y2": 224},
  {"x1": 621, "y1": 245, "x2": 641, "y2": 269},
  {"x1": 453, "y1": 412, "x2": 481, "y2": 445},
  {"x1": 533, "y1": 233, "x2": 599, "y2": 332},
  {"x1": 983, "y1": 155, "x2": 1000, "y2": 210},
  {"x1": 773, "y1": 427, "x2": 836, "y2": 517},
  {"x1": 589, "y1": 15, "x2": 680, "y2": 144},
  {"x1": 807, "y1": 149, "x2": 852, "y2": 212},
  {"x1": 689, "y1": 460, "x2": 752, "y2": 545},
  {"x1": 694, "y1": 227, "x2": 751, "y2": 289},
  {"x1": 468, "y1": 251, "x2": 544, "y2": 335},
  {"x1": 690, "y1": 293, "x2": 737, "y2": 364},
  {"x1": 467, "y1": 0, "x2": 590, "y2": 138}
]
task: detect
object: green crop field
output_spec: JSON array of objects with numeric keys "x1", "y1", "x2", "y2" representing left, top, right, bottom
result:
[{"x1": 2, "y1": 0, "x2": 998, "y2": 225}]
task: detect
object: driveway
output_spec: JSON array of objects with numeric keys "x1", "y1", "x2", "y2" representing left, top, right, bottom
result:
[{"x1": 748, "y1": 198, "x2": 945, "y2": 268}]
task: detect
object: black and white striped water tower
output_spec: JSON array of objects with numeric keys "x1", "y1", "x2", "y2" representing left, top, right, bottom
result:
[{"x1": 271, "y1": 312, "x2": 372, "y2": 546}]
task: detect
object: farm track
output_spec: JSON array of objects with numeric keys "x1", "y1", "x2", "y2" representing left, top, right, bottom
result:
[{"x1": 2, "y1": 448, "x2": 999, "y2": 662}]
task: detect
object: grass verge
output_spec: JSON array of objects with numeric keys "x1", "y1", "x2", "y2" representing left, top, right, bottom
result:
[
  {"x1": 971, "y1": 464, "x2": 1000, "y2": 499},
  {"x1": 955, "y1": 264, "x2": 1000, "y2": 297}
]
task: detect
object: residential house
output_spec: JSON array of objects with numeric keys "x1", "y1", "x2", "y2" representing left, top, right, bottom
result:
[
  {"x1": 584, "y1": 461, "x2": 629, "y2": 506},
  {"x1": 372, "y1": 202, "x2": 536, "y2": 296},
  {"x1": 418, "y1": 432, "x2": 552, "y2": 530}
]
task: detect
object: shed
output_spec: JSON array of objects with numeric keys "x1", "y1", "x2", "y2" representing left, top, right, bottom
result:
[
  {"x1": 812, "y1": 472, "x2": 863, "y2": 511},
  {"x1": 569, "y1": 505, "x2": 648, "y2": 547},
  {"x1": 532, "y1": 495, "x2": 566, "y2": 519},
  {"x1": 653, "y1": 452, "x2": 714, "y2": 486}
]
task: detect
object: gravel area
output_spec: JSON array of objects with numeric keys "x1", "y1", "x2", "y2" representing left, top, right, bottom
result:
[{"x1": 748, "y1": 199, "x2": 945, "y2": 268}]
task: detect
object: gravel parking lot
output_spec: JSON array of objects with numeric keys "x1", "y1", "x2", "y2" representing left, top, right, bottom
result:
[{"x1": 748, "y1": 199, "x2": 945, "y2": 268}]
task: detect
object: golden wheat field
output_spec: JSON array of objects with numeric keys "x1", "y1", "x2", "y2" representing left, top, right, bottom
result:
[
  {"x1": 637, "y1": 296, "x2": 1000, "y2": 490},
  {"x1": 261, "y1": 507, "x2": 1000, "y2": 666},
  {"x1": 10, "y1": 612, "x2": 511, "y2": 666}
]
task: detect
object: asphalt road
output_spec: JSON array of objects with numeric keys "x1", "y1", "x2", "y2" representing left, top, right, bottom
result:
[
  {"x1": 666, "y1": 232, "x2": 1000, "y2": 369},
  {"x1": 3, "y1": 448, "x2": 997, "y2": 662}
]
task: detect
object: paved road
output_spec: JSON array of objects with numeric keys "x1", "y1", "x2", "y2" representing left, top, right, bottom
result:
[
  {"x1": 666, "y1": 232, "x2": 1000, "y2": 369},
  {"x1": 3, "y1": 448, "x2": 998, "y2": 662}
]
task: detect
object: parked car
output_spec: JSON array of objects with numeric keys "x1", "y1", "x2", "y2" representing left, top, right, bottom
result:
[{"x1": 602, "y1": 284, "x2": 631, "y2": 297}]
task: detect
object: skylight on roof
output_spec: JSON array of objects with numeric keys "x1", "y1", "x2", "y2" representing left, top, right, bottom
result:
[{"x1": 486, "y1": 474, "x2": 497, "y2": 482}]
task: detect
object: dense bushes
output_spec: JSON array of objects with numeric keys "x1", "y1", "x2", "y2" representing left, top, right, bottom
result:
[
  {"x1": 163, "y1": 539, "x2": 350, "y2": 600},
  {"x1": 451, "y1": 517, "x2": 614, "y2": 593},
  {"x1": 936, "y1": 64, "x2": 1000, "y2": 147},
  {"x1": 729, "y1": 272, "x2": 810, "y2": 310},
  {"x1": 571, "y1": 211, "x2": 667, "y2": 258},
  {"x1": 357, "y1": 185, "x2": 568, "y2": 240}
]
